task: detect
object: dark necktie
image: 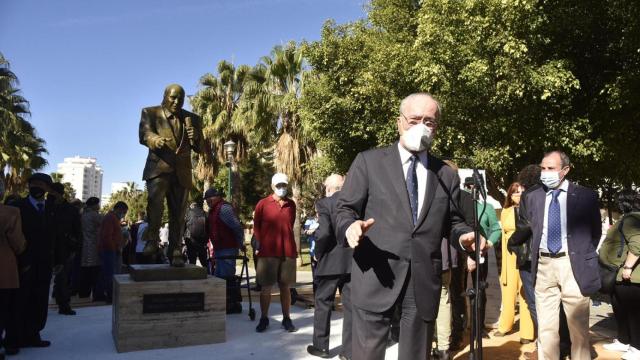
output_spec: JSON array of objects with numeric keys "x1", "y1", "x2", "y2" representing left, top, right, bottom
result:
[
  {"x1": 37, "y1": 203, "x2": 44, "y2": 214},
  {"x1": 547, "y1": 189, "x2": 562, "y2": 254},
  {"x1": 406, "y1": 155, "x2": 419, "y2": 225}
]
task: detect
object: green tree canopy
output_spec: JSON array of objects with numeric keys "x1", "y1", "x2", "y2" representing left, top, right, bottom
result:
[{"x1": 301, "y1": 0, "x2": 640, "y2": 202}]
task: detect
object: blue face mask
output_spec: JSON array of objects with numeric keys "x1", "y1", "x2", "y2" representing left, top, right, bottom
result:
[{"x1": 540, "y1": 171, "x2": 561, "y2": 189}]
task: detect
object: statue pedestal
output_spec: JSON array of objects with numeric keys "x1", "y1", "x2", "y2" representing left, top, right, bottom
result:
[{"x1": 112, "y1": 265, "x2": 226, "y2": 353}]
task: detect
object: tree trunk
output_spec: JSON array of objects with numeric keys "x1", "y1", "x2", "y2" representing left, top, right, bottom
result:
[{"x1": 486, "y1": 171, "x2": 505, "y2": 205}]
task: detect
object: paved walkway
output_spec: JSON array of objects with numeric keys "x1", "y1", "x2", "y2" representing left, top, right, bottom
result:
[{"x1": 44, "y1": 249, "x2": 621, "y2": 359}]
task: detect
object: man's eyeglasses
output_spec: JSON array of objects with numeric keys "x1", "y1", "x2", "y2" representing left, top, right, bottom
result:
[{"x1": 400, "y1": 113, "x2": 439, "y2": 128}]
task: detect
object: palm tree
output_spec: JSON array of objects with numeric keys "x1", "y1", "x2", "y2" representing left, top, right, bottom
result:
[
  {"x1": 190, "y1": 60, "x2": 252, "y2": 186},
  {"x1": 0, "y1": 54, "x2": 47, "y2": 194},
  {"x1": 241, "y1": 42, "x2": 316, "y2": 255},
  {"x1": 1, "y1": 118, "x2": 48, "y2": 194}
]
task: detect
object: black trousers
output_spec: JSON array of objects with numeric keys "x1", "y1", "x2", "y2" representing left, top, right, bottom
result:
[
  {"x1": 312, "y1": 274, "x2": 352, "y2": 357},
  {"x1": 449, "y1": 263, "x2": 466, "y2": 338},
  {"x1": 185, "y1": 238, "x2": 209, "y2": 271},
  {"x1": 53, "y1": 256, "x2": 73, "y2": 308},
  {"x1": 0, "y1": 289, "x2": 17, "y2": 349},
  {"x1": 5, "y1": 264, "x2": 51, "y2": 347},
  {"x1": 613, "y1": 283, "x2": 640, "y2": 349},
  {"x1": 352, "y1": 272, "x2": 434, "y2": 360},
  {"x1": 468, "y1": 257, "x2": 488, "y2": 336},
  {"x1": 78, "y1": 266, "x2": 102, "y2": 299}
]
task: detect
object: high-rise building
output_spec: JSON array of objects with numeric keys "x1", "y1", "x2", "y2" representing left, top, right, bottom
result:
[
  {"x1": 101, "y1": 182, "x2": 136, "y2": 206},
  {"x1": 57, "y1": 156, "x2": 103, "y2": 202}
]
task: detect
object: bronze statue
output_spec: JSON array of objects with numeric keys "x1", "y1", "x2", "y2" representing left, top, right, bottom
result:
[{"x1": 139, "y1": 84, "x2": 204, "y2": 267}]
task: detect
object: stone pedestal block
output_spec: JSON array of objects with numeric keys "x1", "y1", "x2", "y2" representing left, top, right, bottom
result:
[{"x1": 112, "y1": 274, "x2": 226, "y2": 352}]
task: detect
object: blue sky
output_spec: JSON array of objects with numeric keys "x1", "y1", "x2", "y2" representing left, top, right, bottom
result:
[{"x1": 0, "y1": 0, "x2": 366, "y2": 195}]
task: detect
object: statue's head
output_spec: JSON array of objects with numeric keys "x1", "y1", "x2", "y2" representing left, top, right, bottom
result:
[{"x1": 161, "y1": 84, "x2": 185, "y2": 115}]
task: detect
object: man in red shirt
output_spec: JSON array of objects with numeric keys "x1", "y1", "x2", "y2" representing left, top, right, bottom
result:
[
  {"x1": 98, "y1": 201, "x2": 128, "y2": 303},
  {"x1": 253, "y1": 173, "x2": 297, "y2": 333}
]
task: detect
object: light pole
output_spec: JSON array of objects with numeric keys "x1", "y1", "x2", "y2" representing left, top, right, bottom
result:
[{"x1": 223, "y1": 140, "x2": 236, "y2": 202}]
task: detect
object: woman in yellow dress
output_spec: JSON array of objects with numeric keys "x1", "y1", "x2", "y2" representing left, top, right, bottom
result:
[{"x1": 495, "y1": 182, "x2": 535, "y2": 342}]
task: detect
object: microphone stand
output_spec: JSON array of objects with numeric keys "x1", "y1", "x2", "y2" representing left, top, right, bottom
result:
[
  {"x1": 467, "y1": 167, "x2": 487, "y2": 360},
  {"x1": 439, "y1": 154, "x2": 487, "y2": 359}
]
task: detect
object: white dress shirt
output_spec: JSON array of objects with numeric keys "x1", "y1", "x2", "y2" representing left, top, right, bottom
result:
[
  {"x1": 540, "y1": 179, "x2": 569, "y2": 253},
  {"x1": 397, "y1": 143, "x2": 428, "y2": 218}
]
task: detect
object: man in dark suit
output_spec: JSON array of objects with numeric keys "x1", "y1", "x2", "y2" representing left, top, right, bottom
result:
[
  {"x1": 49, "y1": 182, "x2": 82, "y2": 316},
  {"x1": 139, "y1": 84, "x2": 204, "y2": 266},
  {"x1": 6, "y1": 173, "x2": 59, "y2": 350},
  {"x1": 307, "y1": 174, "x2": 353, "y2": 360},
  {"x1": 518, "y1": 151, "x2": 601, "y2": 360},
  {"x1": 336, "y1": 93, "x2": 480, "y2": 360}
]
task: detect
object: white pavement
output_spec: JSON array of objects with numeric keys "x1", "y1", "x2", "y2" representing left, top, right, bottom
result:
[{"x1": 12, "y1": 302, "x2": 399, "y2": 360}]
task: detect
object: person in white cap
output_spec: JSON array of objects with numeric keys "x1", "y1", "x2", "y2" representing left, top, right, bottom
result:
[{"x1": 253, "y1": 173, "x2": 298, "y2": 333}]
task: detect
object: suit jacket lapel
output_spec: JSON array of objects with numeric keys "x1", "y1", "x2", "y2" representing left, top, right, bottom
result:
[
  {"x1": 566, "y1": 182, "x2": 577, "y2": 233},
  {"x1": 383, "y1": 144, "x2": 413, "y2": 224},
  {"x1": 415, "y1": 154, "x2": 438, "y2": 228},
  {"x1": 533, "y1": 187, "x2": 546, "y2": 250}
]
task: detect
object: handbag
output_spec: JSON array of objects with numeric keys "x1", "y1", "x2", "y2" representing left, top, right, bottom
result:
[{"x1": 598, "y1": 216, "x2": 627, "y2": 294}]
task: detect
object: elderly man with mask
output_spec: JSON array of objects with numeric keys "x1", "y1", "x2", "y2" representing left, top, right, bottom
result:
[
  {"x1": 253, "y1": 173, "x2": 298, "y2": 333},
  {"x1": 204, "y1": 188, "x2": 245, "y2": 313},
  {"x1": 336, "y1": 93, "x2": 480, "y2": 360},
  {"x1": 307, "y1": 174, "x2": 353, "y2": 360},
  {"x1": 517, "y1": 151, "x2": 601, "y2": 360}
]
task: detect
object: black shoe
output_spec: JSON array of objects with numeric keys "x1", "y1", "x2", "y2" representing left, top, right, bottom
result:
[
  {"x1": 306, "y1": 345, "x2": 331, "y2": 358},
  {"x1": 482, "y1": 330, "x2": 490, "y2": 339},
  {"x1": 282, "y1": 317, "x2": 297, "y2": 332},
  {"x1": 434, "y1": 349, "x2": 452, "y2": 360},
  {"x1": 22, "y1": 339, "x2": 51, "y2": 348},
  {"x1": 226, "y1": 302, "x2": 242, "y2": 314},
  {"x1": 3, "y1": 347, "x2": 19, "y2": 355},
  {"x1": 59, "y1": 306, "x2": 77, "y2": 315},
  {"x1": 256, "y1": 317, "x2": 269, "y2": 332}
]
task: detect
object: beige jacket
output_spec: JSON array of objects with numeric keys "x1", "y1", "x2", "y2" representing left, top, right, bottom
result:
[{"x1": 0, "y1": 204, "x2": 26, "y2": 288}]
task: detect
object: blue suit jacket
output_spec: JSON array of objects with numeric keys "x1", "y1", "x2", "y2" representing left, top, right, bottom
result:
[{"x1": 519, "y1": 181, "x2": 602, "y2": 296}]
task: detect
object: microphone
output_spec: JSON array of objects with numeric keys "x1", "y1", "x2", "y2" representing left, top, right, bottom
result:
[
  {"x1": 184, "y1": 117, "x2": 194, "y2": 146},
  {"x1": 472, "y1": 169, "x2": 487, "y2": 199}
]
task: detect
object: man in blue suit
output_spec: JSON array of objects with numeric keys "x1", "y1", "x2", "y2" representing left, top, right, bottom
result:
[{"x1": 518, "y1": 151, "x2": 601, "y2": 360}]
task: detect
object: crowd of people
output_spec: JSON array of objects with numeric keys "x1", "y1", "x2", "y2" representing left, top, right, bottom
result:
[
  {"x1": 299, "y1": 94, "x2": 640, "y2": 360},
  {"x1": 0, "y1": 92, "x2": 639, "y2": 360}
]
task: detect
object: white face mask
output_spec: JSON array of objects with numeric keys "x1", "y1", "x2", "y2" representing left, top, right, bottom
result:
[
  {"x1": 540, "y1": 171, "x2": 562, "y2": 189},
  {"x1": 401, "y1": 123, "x2": 433, "y2": 152},
  {"x1": 275, "y1": 188, "x2": 288, "y2": 197}
]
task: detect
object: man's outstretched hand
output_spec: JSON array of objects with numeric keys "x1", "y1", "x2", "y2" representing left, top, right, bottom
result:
[{"x1": 346, "y1": 218, "x2": 375, "y2": 248}]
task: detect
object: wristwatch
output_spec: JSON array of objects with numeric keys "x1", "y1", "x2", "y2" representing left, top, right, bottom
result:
[{"x1": 623, "y1": 265, "x2": 634, "y2": 270}]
